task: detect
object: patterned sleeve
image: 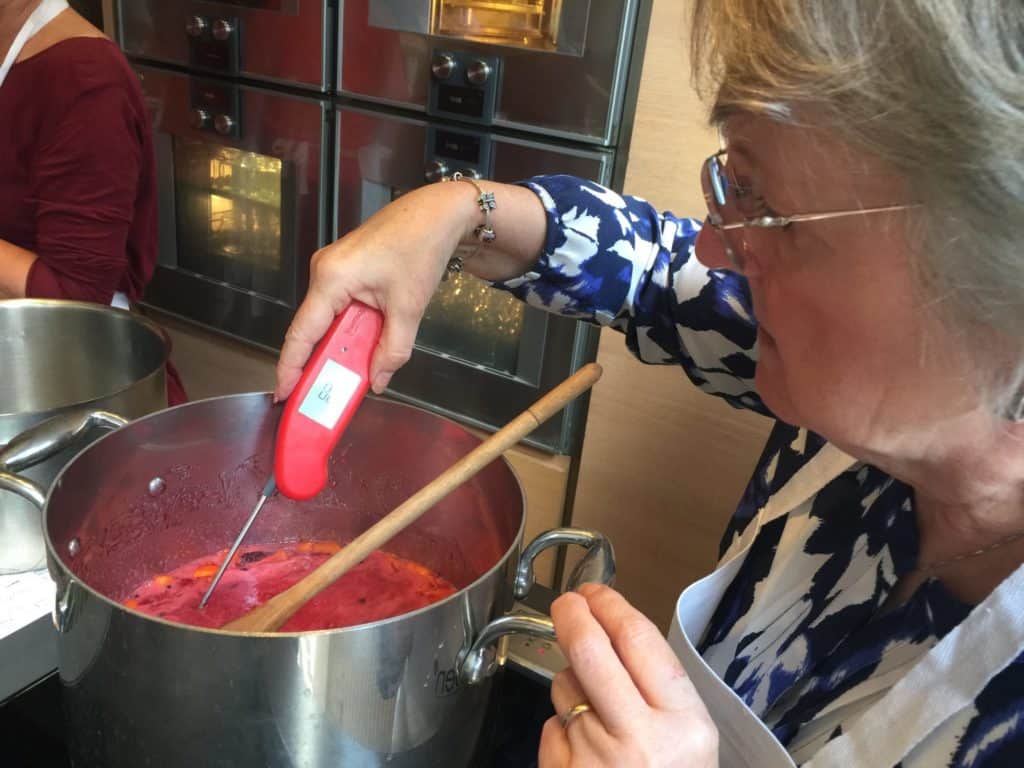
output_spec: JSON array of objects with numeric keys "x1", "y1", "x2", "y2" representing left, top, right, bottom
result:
[{"x1": 493, "y1": 174, "x2": 768, "y2": 413}]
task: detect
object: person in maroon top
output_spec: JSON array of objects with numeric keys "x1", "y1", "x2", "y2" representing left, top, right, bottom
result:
[{"x1": 0, "y1": 0, "x2": 185, "y2": 404}]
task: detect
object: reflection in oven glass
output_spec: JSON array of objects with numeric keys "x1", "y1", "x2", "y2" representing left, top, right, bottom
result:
[
  {"x1": 386, "y1": 187, "x2": 525, "y2": 374},
  {"x1": 174, "y1": 140, "x2": 289, "y2": 302},
  {"x1": 435, "y1": 0, "x2": 560, "y2": 50},
  {"x1": 419, "y1": 268, "x2": 525, "y2": 374}
]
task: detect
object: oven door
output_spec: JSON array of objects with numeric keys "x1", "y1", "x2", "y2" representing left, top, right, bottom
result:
[
  {"x1": 339, "y1": 0, "x2": 641, "y2": 145},
  {"x1": 136, "y1": 65, "x2": 328, "y2": 350},
  {"x1": 119, "y1": 0, "x2": 331, "y2": 91},
  {"x1": 337, "y1": 105, "x2": 608, "y2": 452}
]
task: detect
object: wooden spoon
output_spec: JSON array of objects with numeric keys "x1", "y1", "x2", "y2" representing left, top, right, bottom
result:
[{"x1": 222, "y1": 362, "x2": 602, "y2": 633}]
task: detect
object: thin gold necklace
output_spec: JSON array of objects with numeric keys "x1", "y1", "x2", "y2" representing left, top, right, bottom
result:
[{"x1": 913, "y1": 529, "x2": 1024, "y2": 574}]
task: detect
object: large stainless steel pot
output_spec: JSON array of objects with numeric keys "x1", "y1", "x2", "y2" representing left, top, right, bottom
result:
[
  {"x1": 0, "y1": 300, "x2": 169, "y2": 573},
  {"x1": 5, "y1": 393, "x2": 613, "y2": 767}
]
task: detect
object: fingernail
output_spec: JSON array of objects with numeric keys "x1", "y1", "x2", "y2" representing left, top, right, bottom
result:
[{"x1": 372, "y1": 373, "x2": 392, "y2": 394}]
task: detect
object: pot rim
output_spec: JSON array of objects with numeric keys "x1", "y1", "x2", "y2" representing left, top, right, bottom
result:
[
  {"x1": 45, "y1": 392, "x2": 528, "y2": 639},
  {"x1": 0, "y1": 299, "x2": 171, "y2": 419}
]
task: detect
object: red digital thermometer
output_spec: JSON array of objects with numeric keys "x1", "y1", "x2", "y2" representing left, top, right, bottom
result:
[
  {"x1": 200, "y1": 301, "x2": 384, "y2": 609},
  {"x1": 274, "y1": 301, "x2": 384, "y2": 500}
]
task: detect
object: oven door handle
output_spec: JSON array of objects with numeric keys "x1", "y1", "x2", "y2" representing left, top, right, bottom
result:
[{"x1": 459, "y1": 527, "x2": 615, "y2": 685}]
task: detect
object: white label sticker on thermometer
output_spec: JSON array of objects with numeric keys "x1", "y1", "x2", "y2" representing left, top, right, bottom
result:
[{"x1": 297, "y1": 359, "x2": 362, "y2": 430}]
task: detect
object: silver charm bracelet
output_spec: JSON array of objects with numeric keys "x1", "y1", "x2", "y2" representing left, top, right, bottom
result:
[{"x1": 441, "y1": 172, "x2": 497, "y2": 280}]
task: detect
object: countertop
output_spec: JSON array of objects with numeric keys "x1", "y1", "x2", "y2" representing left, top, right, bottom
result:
[{"x1": 0, "y1": 569, "x2": 56, "y2": 703}]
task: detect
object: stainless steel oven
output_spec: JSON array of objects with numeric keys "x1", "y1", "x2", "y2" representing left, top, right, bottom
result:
[
  {"x1": 336, "y1": 105, "x2": 608, "y2": 451},
  {"x1": 114, "y1": 0, "x2": 649, "y2": 453},
  {"x1": 339, "y1": 0, "x2": 644, "y2": 145},
  {"x1": 119, "y1": 0, "x2": 333, "y2": 91},
  {"x1": 134, "y1": 64, "x2": 330, "y2": 350}
]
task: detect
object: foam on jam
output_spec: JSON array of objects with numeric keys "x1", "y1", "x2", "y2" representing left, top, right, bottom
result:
[{"x1": 122, "y1": 541, "x2": 457, "y2": 632}]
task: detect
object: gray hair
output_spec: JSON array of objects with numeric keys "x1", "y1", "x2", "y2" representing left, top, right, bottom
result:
[{"x1": 691, "y1": 0, "x2": 1024, "y2": 416}]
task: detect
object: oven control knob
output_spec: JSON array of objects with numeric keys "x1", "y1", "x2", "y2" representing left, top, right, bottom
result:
[
  {"x1": 466, "y1": 60, "x2": 492, "y2": 86},
  {"x1": 431, "y1": 54, "x2": 456, "y2": 81},
  {"x1": 185, "y1": 15, "x2": 208, "y2": 38},
  {"x1": 214, "y1": 114, "x2": 235, "y2": 136},
  {"x1": 212, "y1": 19, "x2": 234, "y2": 41},
  {"x1": 189, "y1": 108, "x2": 212, "y2": 130},
  {"x1": 424, "y1": 160, "x2": 449, "y2": 184}
]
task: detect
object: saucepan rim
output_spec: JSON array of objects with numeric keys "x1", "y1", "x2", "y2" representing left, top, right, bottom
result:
[
  {"x1": 0, "y1": 299, "x2": 171, "y2": 419},
  {"x1": 43, "y1": 392, "x2": 528, "y2": 639}
]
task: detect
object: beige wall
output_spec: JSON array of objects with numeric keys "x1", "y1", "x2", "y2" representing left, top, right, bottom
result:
[
  {"x1": 566, "y1": 0, "x2": 772, "y2": 631},
  {"x1": 624, "y1": 0, "x2": 715, "y2": 215}
]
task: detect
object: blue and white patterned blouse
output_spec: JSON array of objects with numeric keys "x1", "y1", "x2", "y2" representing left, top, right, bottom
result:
[{"x1": 495, "y1": 175, "x2": 1024, "y2": 767}]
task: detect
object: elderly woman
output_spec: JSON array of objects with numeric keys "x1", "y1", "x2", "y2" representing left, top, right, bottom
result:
[{"x1": 277, "y1": 1, "x2": 1024, "y2": 765}]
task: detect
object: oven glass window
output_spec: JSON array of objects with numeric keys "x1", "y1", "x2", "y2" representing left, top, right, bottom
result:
[
  {"x1": 436, "y1": 0, "x2": 553, "y2": 49},
  {"x1": 367, "y1": 0, "x2": 586, "y2": 55},
  {"x1": 173, "y1": 140, "x2": 290, "y2": 302},
  {"x1": 436, "y1": 0, "x2": 585, "y2": 52},
  {"x1": 381, "y1": 186, "x2": 525, "y2": 373},
  {"x1": 419, "y1": 267, "x2": 525, "y2": 374}
]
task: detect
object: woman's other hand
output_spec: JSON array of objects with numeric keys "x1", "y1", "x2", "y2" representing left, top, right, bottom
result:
[{"x1": 540, "y1": 584, "x2": 718, "y2": 768}]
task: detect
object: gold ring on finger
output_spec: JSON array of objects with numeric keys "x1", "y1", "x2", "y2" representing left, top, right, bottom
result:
[{"x1": 559, "y1": 703, "x2": 592, "y2": 729}]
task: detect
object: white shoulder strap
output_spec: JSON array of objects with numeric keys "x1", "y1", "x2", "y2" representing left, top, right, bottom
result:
[
  {"x1": 0, "y1": 0, "x2": 69, "y2": 88},
  {"x1": 808, "y1": 551, "x2": 1024, "y2": 766}
]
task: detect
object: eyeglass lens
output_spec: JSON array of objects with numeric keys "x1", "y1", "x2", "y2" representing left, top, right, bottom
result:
[
  {"x1": 701, "y1": 152, "x2": 745, "y2": 269},
  {"x1": 708, "y1": 154, "x2": 729, "y2": 207}
]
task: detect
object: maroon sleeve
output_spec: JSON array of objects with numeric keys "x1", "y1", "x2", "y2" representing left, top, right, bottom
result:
[
  {"x1": 24, "y1": 81, "x2": 143, "y2": 304},
  {"x1": 166, "y1": 359, "x2": 188, "y2": 406}
]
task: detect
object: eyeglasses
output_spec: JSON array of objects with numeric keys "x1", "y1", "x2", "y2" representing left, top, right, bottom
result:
[{"x1": 700, "y1": 149, "x2": 917, "y2": 267}]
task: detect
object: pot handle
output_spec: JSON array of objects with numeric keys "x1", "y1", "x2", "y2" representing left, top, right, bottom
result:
[
  {"x1": 0, "y1": 471, "x2": 46, "y2": 509},
  {"x1": 514, "y1": 527, "x2": 616, "y2": 599},
  {"x1": 0, "y1": 409, "x2": 128, "y2": 473},
  {"x1": 459, "y1": 527, "x2": 615, "y2": 685},
  {"x1": 52, "y1": 575, "x2": 80, "y2": 634}
]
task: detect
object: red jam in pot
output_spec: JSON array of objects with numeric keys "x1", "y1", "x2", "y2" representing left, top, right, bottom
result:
[{"x1": 122, "y1": 541, "x2": 458, "y2": 632}]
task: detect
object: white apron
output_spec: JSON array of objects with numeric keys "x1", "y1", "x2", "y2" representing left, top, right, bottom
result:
[
  {"x1": 667, "y1": 442, "x2": 1024, "y2": 767},
  {"x1": 2, "y1": 0, "x2": 130, "y2": 310}
]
